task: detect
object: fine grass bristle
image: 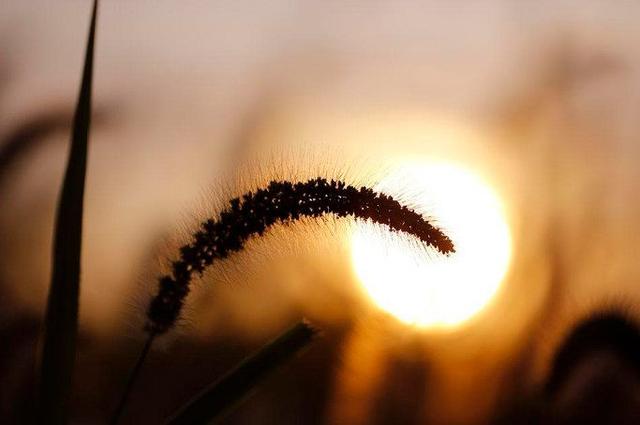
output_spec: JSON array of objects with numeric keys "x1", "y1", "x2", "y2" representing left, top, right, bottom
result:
[{"x1": 37, "y1": 1, "x2": 98, "y2": 424}]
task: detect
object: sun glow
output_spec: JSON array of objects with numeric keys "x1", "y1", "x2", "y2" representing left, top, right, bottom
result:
[{"x1": 351, "y1": 162, "x2": 511, "y2": 330}]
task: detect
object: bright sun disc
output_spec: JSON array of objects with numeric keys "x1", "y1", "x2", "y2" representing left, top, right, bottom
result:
[{"x1": 351, "y1": 162, "x2": 511, "y2": 329}]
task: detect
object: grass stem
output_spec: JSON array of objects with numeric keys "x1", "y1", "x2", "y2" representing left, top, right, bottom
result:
[{"x1": 110, "y1": 332, "x2": 156, "y2": 425}]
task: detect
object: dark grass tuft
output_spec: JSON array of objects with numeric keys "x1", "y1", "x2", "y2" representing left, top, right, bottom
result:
[
  {"x1": 147, "y1": 177, "x2": 455, "y2": 334},
  {"x1": 37, "y1": 1, "x2": 98, "y2": 424},
  {"x1": 545, "y1": 310, "x2": 640, "y2": 396}
]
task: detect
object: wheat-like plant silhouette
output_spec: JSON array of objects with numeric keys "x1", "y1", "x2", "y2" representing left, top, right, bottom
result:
[{"x1": 112, "y1": 177, "x2": 454, "y2": 423}]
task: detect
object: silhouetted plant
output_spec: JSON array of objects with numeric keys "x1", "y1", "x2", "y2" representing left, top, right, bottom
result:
[
  {"x1": 147, "y1": 178, "x2": 454, "y2": 335},
  {"x1": 36, "y1": 1, "x2": 97, "y2": 424},
  {"x1": 112, "y1": 177, "x2": 455, "y2": 423}
]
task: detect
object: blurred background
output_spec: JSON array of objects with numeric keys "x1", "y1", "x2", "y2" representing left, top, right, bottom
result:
[{"x1": 2, "y1": 1, "x2": 640, "y2": 423}]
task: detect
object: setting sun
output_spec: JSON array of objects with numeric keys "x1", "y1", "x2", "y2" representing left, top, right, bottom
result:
[{"x1": 351, "y1": 162, "x2": 512, "y2": 330}]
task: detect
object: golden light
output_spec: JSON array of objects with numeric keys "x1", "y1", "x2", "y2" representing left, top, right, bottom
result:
[{"x1": 351, "y1": 162, "x2": 512, "y2": 330}]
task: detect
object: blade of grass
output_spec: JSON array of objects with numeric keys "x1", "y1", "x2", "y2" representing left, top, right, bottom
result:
[
  {"x1": 36, "y1": 1, "x2": 98, "y2": 424},
  {"x1": 166, "y1": 320, "x2": 320, "y2": 425}
]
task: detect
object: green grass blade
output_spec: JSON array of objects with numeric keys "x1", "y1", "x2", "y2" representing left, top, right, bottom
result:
[
  {"x1": 166, "y1": 321, "x2": 320, "y2": 425},
  {"x1": 37, "y1": 1, "x2": 98, "y2": 424}
]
